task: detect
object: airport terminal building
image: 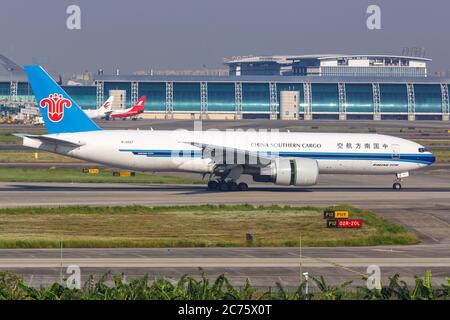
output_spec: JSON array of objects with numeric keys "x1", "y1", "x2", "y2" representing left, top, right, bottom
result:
[{"x1": 1, "y1": 54, "x2": 449, "y2": 121}]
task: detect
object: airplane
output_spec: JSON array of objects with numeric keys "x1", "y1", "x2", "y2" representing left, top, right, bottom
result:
[
  {"x1": 83, "y1": 96, "x2": 113, "y2": 119},
  {"x1": 110, "y1": 96, "x2": 146, "y2": 120},
  {"x1": 17, "y1": 66, "x2": 435, "y2": 192}
]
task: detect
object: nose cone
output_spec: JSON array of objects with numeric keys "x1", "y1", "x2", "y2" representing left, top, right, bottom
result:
[
  {"x1": 416, "y1": 142, "x2": 435, "y2": 165},
  {"x1": 429, "y1": 152, "x2": 436, "y2": 164}
]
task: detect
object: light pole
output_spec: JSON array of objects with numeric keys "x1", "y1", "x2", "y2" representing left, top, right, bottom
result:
[{"x1": 303, "y1": 272, "x2": 309, "y2": 299}]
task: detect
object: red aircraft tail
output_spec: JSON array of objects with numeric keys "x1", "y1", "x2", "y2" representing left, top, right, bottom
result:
[{"x1": 130, "y1": 96, "x2": 146, "y2": 113}]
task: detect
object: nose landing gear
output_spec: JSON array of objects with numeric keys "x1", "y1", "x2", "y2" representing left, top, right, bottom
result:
[
  {"x1": 392, "y1": 172, "x2": 409, "y2": 190},
  {"x1": 392, "y1": 182, "x2": 402, "y2": 190}
]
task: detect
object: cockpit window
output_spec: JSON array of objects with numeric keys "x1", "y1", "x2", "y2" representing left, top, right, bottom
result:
[{"x1": 418, "y1": 147, "x2": 428, "y2": 153}]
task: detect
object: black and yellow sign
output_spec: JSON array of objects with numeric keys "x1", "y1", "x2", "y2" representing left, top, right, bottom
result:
[
  {"x1": 323, "y1": 210, "x2": 335, "y2": 219},
  {"x1": 113, "y1": 171, "x2": 136, "y2": 177},
  {"x1": 323, "y1": 210, "x2": 349, "y2": 219},
  {"x1": 326, "y1": 219, "x2": 338, "y2": 228},
  {"x1": 82, "y1": 168, "x2": 99, "y2": 174},
  {"x1": 334, "y1": 211, "x2": 349, "y2": 219}
]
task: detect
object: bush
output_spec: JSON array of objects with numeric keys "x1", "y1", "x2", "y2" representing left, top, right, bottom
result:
[{"x1": 0, "y1": 270, "x2": 448, "y2": 300}]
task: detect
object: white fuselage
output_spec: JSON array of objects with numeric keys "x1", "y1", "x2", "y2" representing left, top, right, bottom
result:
[
  {"x1": 83, "y1": 109, "x2": 109, "y2": 120},
  {"x1": 23, "y1": 130, "x2": 435, "y2": 175}
]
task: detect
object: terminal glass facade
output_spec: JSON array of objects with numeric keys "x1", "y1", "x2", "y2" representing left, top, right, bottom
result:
[
  {"x1": 0, "y1": 82, "x2": 9, "y2": 99},
  {"x1": 379, "y1": 84, "x2": 408, "y2": 113},
  {"x1": 138, "y1": 82, "x2": 166, "y2": 111},
  {"x1": 345, "y1": 84, "x2": 373, "y2": 113},
  {"x1": 414, "y1": 84, "x2": 442, "y2": 113},
  {"x1": 242, "y1": 83, "x2": 270, "y2": 113},
  {"x1": 17, "y1": 82, "x2": 34, "y2": 101},
  {"x1": 2, "y1": 78, "x2": 450, "y2": 118},
  {"x1": 63, "y1": 86, "x2": 97, "y2": 109},
  {"x1": 173, "y1": 82, "x2": 200, "y2": 112},
  {"x1": 321, "y1": 66, "x2": 426, "y2": 77},
  {"x1": 311, "y1": 83, "x2": 339, "y2": 113},
  {"x1": 207, "y1": 83, "x2": 235, "y2": 112}
]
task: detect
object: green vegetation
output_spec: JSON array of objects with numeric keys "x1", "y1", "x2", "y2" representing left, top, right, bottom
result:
[
  {"x1": 0, "y1": 151, "x2": 79, "y2": 163},
  {"x1": 0, "y1": 270, "x2": 448, "y2": 300},
  {"x1": 431, "y1": 150, "x2": 450, "y2": 163},
  {"x1": 0, "y1": 167, "x2": 204, "y2": 184},
  {"x1": 0, "y1": 130, "x2": 45, "y2": 145},
  {"x1": 412, "y1": 139, "x2": 450, "y2": 163},
  {"x1": 0, "y1": 205, "x2": 419, "y2": 248},
  {"x1": 0, "y1": 134, "x2": 21, "y2": 145}
]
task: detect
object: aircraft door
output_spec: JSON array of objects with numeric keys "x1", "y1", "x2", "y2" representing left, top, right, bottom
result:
[{"x1": 391, "y1": 144, "x2": 400, "y2": 160}]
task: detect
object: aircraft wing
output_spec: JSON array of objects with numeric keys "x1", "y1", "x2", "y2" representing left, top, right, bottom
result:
[
  {"x1": 14, "y1": 134, "x2": 84, "y2": 148},
  {"x1": 182, "y1": 141, "x2": 277, "y2": 166}
]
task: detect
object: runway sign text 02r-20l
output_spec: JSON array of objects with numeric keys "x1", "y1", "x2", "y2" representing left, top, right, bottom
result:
[{"x1": 326, "y1": 219, "x2": 363, "y2": 228}]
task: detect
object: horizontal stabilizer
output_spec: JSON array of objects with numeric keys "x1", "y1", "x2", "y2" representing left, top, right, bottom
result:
[{"x1": 15, "y1": 134, "x2": 84, "y2": 148}]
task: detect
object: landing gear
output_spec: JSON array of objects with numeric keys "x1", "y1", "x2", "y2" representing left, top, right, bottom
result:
[
  {"x1": 218, "y1": 181, "x2": 229, "y2": 192},
  {"x1": 207, "y1": 166, "x2": 248, "y2": 192},
  {"x1": 207, "y1": 180, "x2": 218, "y2": 190},
  {"x1": 238, "y1": 182, "x2": 249, "y2": 191},
  {"x1": 227, "y1": 181, "x2": 238, "y2": 191},
  {"x1": 392, "y1": 182, "x2": 402, "y2": 190},
  {"x1": 392, "y1": 172, "x2": 408, "y2": 190},
  {"x1": 207, "y1": 180, "x2": 248, "y2": 192}
]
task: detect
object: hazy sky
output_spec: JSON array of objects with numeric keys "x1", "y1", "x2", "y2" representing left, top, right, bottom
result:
[{"x1": 1, "y1": 0, "x2": 449, "y2": 75}]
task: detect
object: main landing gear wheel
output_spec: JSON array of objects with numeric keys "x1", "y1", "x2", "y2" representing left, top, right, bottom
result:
[
  {"x1": 208, "y1": 180, "x2": 248, "y2": 192},
  {"x1": 207, "y1": 180, "x2": 218, "y2": 190},
  {"x1": 227, "y1": 181, "x2": 238, "y2": 191},
  {"x1": 238, "y1": 182, "x2": 249, "y2": 191},
  {"x1": 392, "y1": 182, "x2": 402, "y2": 190},
  {"x1": 218, "y1": 181, "x2": 229, "y2": 192}
]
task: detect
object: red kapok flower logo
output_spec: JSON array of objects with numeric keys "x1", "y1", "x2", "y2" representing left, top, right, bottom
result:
[{"x1": 40, "y1": 93, "x2": 72, "y2": 122}]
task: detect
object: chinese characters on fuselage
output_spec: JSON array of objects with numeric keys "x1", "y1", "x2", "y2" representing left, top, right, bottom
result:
[{"x1": 337, "y1": 142, "x2": 389, "y2": 150}]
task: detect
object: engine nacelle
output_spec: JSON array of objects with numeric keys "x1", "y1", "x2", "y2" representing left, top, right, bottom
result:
[{"x1": 258, "y1": 158, "x2": 319, "y2": 186}]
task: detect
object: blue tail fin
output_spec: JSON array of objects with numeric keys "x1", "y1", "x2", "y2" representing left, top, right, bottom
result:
[{"x1": 24, "y1": 65, "x2": 101, "y2": 134}]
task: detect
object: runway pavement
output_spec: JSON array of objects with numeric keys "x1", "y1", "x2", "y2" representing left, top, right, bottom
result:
[{"x1": 0, "y1": 245, "x2": 448, "y2": 288}]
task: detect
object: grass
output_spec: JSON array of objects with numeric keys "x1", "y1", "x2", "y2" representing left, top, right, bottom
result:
[
  {"x1": 430, "y1": 150, "x2": 450, "y2": 163},
  {"x1": 0, "y1": 151, "x2": 79, "y2": 163},
  {"x1": 0, "y1": 134, "x2": 21, "y2": 145},
  {"x1": 0, "y1": 130, "x2": 45, "y2": 145},
  {"x1": 0, "y1": 204, "x2": 419, "y2": 248},
  {"x1": 0, "y1": 167, "x2": 204, "y2": 184}
]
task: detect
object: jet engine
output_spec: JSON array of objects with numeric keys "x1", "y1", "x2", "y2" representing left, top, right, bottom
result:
[{"x1": 253, "y1": 158, "x2": 319, "y2": 186}]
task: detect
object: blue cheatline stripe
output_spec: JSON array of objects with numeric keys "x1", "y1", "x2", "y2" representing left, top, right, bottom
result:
[{"x1": 118, "y1": 149, "x2": 435, "y2": 164}]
